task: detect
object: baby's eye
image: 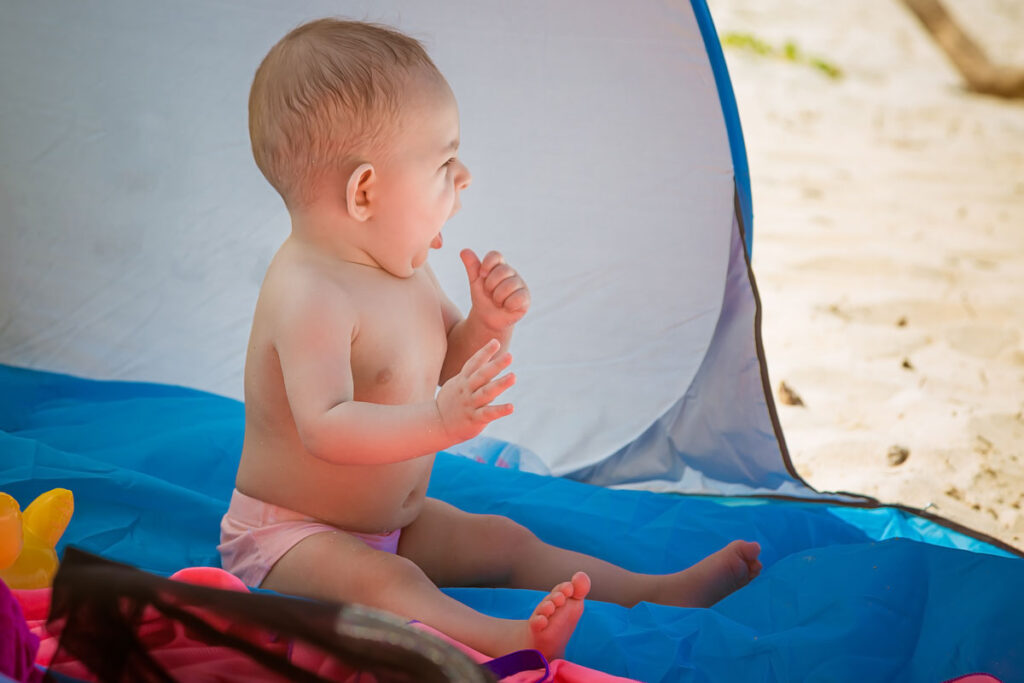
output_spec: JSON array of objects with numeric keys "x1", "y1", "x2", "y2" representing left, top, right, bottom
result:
[{"x1": 442, "y1": 157, "x2": 456, "y2": 168}]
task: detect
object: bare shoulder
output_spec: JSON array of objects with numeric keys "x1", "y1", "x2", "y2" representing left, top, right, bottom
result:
[{"x1": 258, "y1": 244, "x2": 359, "y2": 335}]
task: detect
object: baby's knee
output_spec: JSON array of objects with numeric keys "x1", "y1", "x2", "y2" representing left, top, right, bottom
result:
[
  {"x1": 349, "y1": 551, "x2": 430, "y2": 601},
  {"x1": 482, "y1": 514, "x2": 536, "y2": 555}
]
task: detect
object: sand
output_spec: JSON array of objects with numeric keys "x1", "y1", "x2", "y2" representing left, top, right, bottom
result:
[{"x1": 706, "y1": 0, "x2": 1024, "y2": 549}]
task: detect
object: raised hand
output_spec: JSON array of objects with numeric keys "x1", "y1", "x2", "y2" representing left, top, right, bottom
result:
[
  {"x1": 436, "y1": 339, "x2": 515, "y2": 443},
  {"x1": 460, "y1": 249, "x2": 531, "y2": 331}
]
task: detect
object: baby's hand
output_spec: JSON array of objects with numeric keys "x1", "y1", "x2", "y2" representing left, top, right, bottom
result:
[
  {"x1": 461, "y1": 249, "x2": 531, "y2": 331},
  {"x1": 436, "y1": 339, "x2": 515, "y2": 443}
]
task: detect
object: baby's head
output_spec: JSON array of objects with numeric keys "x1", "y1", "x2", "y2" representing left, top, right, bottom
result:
[{"x1": 249, "y1": 18, "x2": 447, "y2": 211}]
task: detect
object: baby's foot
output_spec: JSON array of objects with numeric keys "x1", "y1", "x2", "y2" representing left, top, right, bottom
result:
[
  {"x1": 663, "y1": 540, "x2": 762, "y2": 608},
  {"x1": 526, "y1": 571, "x2": 591, "y2": 660}
]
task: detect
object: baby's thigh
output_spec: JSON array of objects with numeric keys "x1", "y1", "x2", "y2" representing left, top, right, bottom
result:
[{"x1": 262, "y1": 529, "x2": 426, "y2": 606}]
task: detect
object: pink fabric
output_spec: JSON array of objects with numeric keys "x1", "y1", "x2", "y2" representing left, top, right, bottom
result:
[
  {"x1": 14, "y1": 575, "x2": 294, "y2": 682},
  {"x1": 17, "y1": 568, "x2": 349, "y2": 682},
  {"x1": 218, "y1": 488, "x2": 401, "y2": 587}
]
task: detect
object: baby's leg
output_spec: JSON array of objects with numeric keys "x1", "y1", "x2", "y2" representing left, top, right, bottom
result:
[
  {"x1": 260, "y1": 529, "x2": 589, "y2": 659},
  {"x1": 400, "y1": 499, "x2": 761, "y2": 608}
]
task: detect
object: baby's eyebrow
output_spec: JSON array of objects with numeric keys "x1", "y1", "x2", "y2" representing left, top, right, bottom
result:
[{"x1": 441, "y1": 139, "x2": 459, "y2": 154}]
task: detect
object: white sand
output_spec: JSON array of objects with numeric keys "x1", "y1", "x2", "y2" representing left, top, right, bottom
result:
[{"x1": 707, "y1": 0, "x2": 1024, "y2": 549}]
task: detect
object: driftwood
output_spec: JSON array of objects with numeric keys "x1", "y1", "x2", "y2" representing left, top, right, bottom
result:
[{"x1": 900, "y1": 0, "x2": 1024, "y2": 98}]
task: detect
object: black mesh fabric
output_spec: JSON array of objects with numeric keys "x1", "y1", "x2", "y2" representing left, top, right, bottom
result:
[{"x1": 44, "y1": 548, "x2": 495, "y2": 683}]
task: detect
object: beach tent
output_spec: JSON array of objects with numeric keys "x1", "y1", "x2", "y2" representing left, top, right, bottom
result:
[{"x1": 1, "y1": 1, "x2": 1022, "y2": 681}]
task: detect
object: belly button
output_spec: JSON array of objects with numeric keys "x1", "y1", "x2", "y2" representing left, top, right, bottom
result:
[{"x1": 376, "y1": 368, "x2": 393, "y2": 384}]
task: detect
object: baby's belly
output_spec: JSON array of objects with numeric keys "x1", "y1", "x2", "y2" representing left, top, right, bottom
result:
[{"x1": 237, "y1": 441, "x2": 434, "y2": 534}]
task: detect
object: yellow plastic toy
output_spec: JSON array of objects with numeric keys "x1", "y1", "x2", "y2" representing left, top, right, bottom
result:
[{"x1": 0, "y1": 488, "x2": 74, "y2": 589}]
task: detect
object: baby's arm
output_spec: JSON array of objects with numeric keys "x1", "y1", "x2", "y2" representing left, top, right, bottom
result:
[
  {"x1": 274, "y1": 286, "x2": 514, "y2": 465},
  {"x1": 436, "y1": 249, "x2": 531, "y2": 384}
]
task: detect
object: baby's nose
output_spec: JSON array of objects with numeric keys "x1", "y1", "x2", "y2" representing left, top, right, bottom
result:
[{"x1": 457, "y1": 161, "x2": 472, "y2": 190}]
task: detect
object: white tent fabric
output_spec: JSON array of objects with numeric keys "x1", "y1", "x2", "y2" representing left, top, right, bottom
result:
[{"x1": 0, "y1": 0, "x2": 835, "y2": 498}]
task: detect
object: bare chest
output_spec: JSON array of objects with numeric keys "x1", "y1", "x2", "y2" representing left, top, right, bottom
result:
[{"x1": 350, "y1": 273, "x2": 449, "y2": 404}]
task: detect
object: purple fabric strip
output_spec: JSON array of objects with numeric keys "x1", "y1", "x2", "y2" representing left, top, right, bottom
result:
[
  {"x1": 483, "y1": 648, "x2": 550, "y2": 681},
  {"x1": 0, "y1": 581, "x2": 43, "y2": 683}
]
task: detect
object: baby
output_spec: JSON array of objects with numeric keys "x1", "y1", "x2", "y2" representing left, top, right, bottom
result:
[{"x1": 220, "y1": 18, "x2": 763, "y2": 660}]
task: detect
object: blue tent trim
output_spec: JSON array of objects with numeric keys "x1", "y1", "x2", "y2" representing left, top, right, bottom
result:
[{"x1": 691, "y1": 0, "x2": 753, "y2": 257}]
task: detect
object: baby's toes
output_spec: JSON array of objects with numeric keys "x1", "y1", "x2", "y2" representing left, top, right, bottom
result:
[
  {"x1": 535, "y1": 598, "x2": 556, "y2": 619},
  {"x1": 749, "y1": 558, "x2": 764, "y2": 578},
  {"x1": 739, "y1": 541, "x2": 761, "y2": 562},
  {"x1": 739, "y1": 542, "x2": 763, "y2": 578},
  {"x1": 552, "y1": 581, "x2": 573, "y2": 599},
  {"x1": 570, "y1": 571, "x2": 592, "y2": 599},
  {"x1": 529, "y1": 613, "x2": 549, "y2": 632},
  {"x1": 548, "y1": 590, "x2": 567, "y2": 607}
]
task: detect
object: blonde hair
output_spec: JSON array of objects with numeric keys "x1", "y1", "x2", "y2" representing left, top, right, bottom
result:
[{"x1": 249, "y1": 18, "x2": 443, "y2": 209}]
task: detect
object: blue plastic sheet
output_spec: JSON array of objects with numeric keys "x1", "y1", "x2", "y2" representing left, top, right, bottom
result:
[{"x1": 1, "y1": 364, "x2": 1022, "y2": 682}]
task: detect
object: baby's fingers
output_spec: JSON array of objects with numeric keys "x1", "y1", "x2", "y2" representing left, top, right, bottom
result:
[
  {"x1": 460, "y1": 248, "x2": 482, "y2": 283},
  {"x1": 483, "y1": 264, "x2": 517, "y2": 296},
  {"x1": 502, "y1": 288, "x2": 531, "y2": 312},
  {"x1": 492, "y1": 277, "x2": 528, "y2": 308},
  {"x1": 478, "y1": 251, "x2": 505, "y2": 279},
  {"x1": 462, "y1": 338, "x2": 501, "y2": 376},
  {"x1": 469, "y1": 350, "x2": 512, "y2": 390},
  {"x1": 475, "y1": 403, "x2": 514, "y2": 423},
  {"x1": 473, "y1": 371, "x2": 516, "y2": 406}
]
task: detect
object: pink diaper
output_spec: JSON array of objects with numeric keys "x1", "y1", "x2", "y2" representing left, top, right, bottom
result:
[{"x1": 218, "y1": 489, "x2": 401, "y2": 588}]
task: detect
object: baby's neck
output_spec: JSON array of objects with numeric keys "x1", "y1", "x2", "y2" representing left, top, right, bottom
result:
[{"x1": 289, "y1": 211, "x2": 379, "y2": 270}]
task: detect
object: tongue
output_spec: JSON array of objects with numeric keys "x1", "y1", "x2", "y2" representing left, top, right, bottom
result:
[{"x1": 431, "y1": 233, "x2": 443, "y2": 249}]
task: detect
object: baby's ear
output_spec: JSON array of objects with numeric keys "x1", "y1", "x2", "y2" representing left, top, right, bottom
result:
[{"x1": 345, "y1": 163, "x2": 375, "y2": 221}]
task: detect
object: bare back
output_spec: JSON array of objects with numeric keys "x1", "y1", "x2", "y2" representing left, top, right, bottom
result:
[{"x1": 236, "y1": 238, "x2": 450, "y2": 534}]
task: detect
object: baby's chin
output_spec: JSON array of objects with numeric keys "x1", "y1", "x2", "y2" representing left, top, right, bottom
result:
[
  {"x1": 373, "y1": 243, "x2": 432, "y2": 278},
  {"x1": 383, "y1": 257, "x2": 424, "y2": 279}
]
